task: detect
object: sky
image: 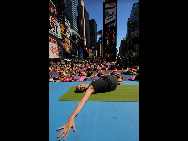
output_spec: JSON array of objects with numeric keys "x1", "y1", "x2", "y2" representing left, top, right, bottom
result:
[{"x1": 76, "y1": 0, "x2": 139, "y2": 53}]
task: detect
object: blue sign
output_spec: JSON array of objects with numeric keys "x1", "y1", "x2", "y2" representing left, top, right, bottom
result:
[{"x1": 78, "y1": 48, "x2": 83, "y2": 58}]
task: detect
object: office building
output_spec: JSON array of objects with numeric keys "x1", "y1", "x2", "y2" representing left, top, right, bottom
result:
[
  {"x1": 64, "y1": 0, "x2": 83, "y2": 58},
  {"x1": 89, "y1": 19, "x2": 97, "y2": 57},
  {"x1": 126, "y1": 2, "x2": 139, "y2": 59},
  {"x1": 119, "y1": 37, "x2": 127, "y2": 57},
  {"x1": 77, "y1": 0, "x2": 90, "y2": 58},
  {"x1": 64, "y1": 0, "x2": 78, "y2": 32}
]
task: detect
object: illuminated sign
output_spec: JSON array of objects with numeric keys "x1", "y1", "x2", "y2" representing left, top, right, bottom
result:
[
  {"x1": 65, "y1": 16, "x2": 71, "y2": 39},
  {"x1": 105, "y1": 45, "x2": 114, "y2": 49},
  {"x1": 105, "y1": 52, "x2": 113, "y2": 57},
  {"x1": 105, "y1": 0, "x2": 116, "y2": 4},
  {"x1": 49, "y1": 38, "x2": 59, "y2": 58},
  {"x1": 105, "y1": 27, "x2": 116, "y2": 46},
  {"x1": 60, "y1": 24, "x2": 66, "y2": 36},
  {"x1": 105, "y1": 8, "x2": 116, "y2": 25},
  {"x1": 65, "y1": 38, "x2": 71, "y2": 53},
  {"x1": 49, "y1": 0, "x2": 57, "y2": 15},
  {"x1": 49, "y1": 15, "x2": 62, "y2": 39},
  {"x1": 105, "y1": 2, "x2": 116, "y2": 8}
]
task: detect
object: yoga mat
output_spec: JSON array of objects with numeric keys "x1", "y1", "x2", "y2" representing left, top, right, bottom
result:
[
  {"x1": 74, "y1": 74, "x2": 80, "y2": 79},
  {"x1": 59, "y1": 85, "x2": 139, "y2": 101},
  {"x1": 52, "y1": 73, "x2": 59, "y2": 77},
  {"x1": 78, "y1": 76, "x2": 85, "y2": 81},
  {"x1": 94, "y1": 76, "x2": 100, "y2": 79}
]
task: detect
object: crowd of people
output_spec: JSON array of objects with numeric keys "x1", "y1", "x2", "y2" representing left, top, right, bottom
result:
[{"x1": 49, "y1": 59, "x2": 139, "y2": 82}]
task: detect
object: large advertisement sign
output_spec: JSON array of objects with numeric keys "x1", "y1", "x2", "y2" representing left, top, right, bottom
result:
[
  {"x1": 49, "y1": 38, "x2": 59, "y2": 58},
  {"x1": 103, "y1": 0, "x2": 117, "y2": 60},
  {"x1": 105, "y1": 2, "x2": 116, "y2": 8},
  {"x1": 65, "y1": 16, "x2": 71, "y2": 39},
  {"x1": 78, "y1": 47, "x2": 83, "y2": 58},
  {"x1": 65, "y1": 38, "x2": 71, "y2": 53},
  {"x1": 105, "y1": 8, "x2": 116, "y2": 28},
  {"x1": 104, "y1": 1, "x2": 117, "y2": 46},
  {"x1": 105, "y1": 27, "x2": 116, "y2": 46},
  {"x1": 60, "y1": 24, "x2": 66, "y2": 37},
  {"x1": 105, "y1": 0, "x2": 116, "y2": 4},
  {"x1": 49, "y1": 15, "x2": 62, "y2": 39},
  {"x1": 49, "y1": 0, "x2": 57, "y2": 15}
]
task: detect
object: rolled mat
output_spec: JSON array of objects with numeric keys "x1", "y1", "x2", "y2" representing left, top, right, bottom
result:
[
  {"x1": 59, "y1": 85, "x2": 139, "y2": 101},
  {"x1": 78, "y1": 76, "x2": 85, "y2": 81}
]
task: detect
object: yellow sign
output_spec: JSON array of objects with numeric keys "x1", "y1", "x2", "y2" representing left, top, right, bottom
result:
[
  {"x1": 65, "y1": 38, "x2": 71, "y2": 53},
  {"x1": 60, "y1": 24, "x2": 66, "y2": 36}
]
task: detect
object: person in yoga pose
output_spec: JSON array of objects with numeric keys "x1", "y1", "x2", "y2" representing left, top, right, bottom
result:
[{"x1": 56, "y1": 74, "x2": 123, "y2": 140}]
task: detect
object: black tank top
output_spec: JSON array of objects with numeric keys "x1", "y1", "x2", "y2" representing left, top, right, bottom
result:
[{"x1": 90, "y1": 75, "x2": 118, "y2": 93}]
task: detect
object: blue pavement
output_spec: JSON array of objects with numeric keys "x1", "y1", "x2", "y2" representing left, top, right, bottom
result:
[
  {"x1": 49, "y1": 81, "x2": 139, "y2": 141},
  {"x1": 122, "y1": 74, "x2": 134, "y2": 78}
]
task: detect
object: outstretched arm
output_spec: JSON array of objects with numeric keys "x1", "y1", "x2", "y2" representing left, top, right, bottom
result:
[
  {"x1": 57, "y1": 85, "x2": 95, "y2": 140},
  {"x1": 71, "y1": 85, "x2": 95, "y2": 117}
]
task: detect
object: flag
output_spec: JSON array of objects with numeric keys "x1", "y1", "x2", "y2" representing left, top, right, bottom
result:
[{"x1": 96, "y1": 30, "x2": 102, "y2": 35}]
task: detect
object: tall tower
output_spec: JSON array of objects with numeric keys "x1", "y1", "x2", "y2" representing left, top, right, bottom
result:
[
  {"x1": 77, "y1": 0, "x2": 90, "y2": 59},
  {"x1": 72, "y1": 0, "x2": 77, "y2": 32},
  {"x1": 126, "y1": 2, "x2": 139, "y2": 60},
  {"x1": 77, "y1": 0, "x2": 86, "y2": 45},
  {"x1": 64, "y1": 0, "x2": 78, "y2": 32},
  {"x1": 89, "y1": 19, "x2": 97, "y2": 50},
  {"x1": 103, "y1": 0, "x2": 117, "y2": 62}
]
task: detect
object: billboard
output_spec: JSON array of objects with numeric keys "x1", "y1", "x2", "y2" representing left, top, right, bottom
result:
[
  {"x1": 105, "y1": 0, "x2": 116, "y2": 4},
  {"x1": 78, "y1": 47, "x2": 83, "y2": 58},
  {"x1": 103, "y1": 1, "x2": 117, "y2": 61},
  {"x1": 65, "y1": 16, "x2": 71, "y2": 39},
  {"x1": 105, "y1": 27, "x2": 116, "y2": 46},
  {"x1": 105, "y1": 2, "x2": 116, "y2": 8},
  {"x1": 49, "y1": 0, "x2": 57, "y2": 15},
  {"x1": 65, "y1": 38, "x2": 71, "y2": 53},
  {"x1": 105, "y1": 52, "x2": 113, "y2": 57},
  {"x1": 105, "y1": 8, "x2": 116, "y2": 25},
  {"x1": 60, "y1": 24, "x2": 66, "y2": 37},
  {"x1": 49, "y1": 38, "x2": 59, "y2": 58},
  {"x1": 105, "y1": 45, "x2": 114, "y2": 50},
  {"x1": 49, "y1": 15, "x2": 62, "y2": 39}
]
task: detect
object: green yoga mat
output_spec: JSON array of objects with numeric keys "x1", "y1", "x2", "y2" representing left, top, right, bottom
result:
[{"x1": 59, "y1": 85, "x2": 139, "y2": 101}]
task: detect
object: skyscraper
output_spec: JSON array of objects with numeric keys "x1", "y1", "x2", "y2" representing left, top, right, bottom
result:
[
  {"x1": 84, "y1": 7, "x2": 90, "y2": 51},
  {"x1": 77, "y1": 0, "x2": 86, "y2": 44},
  {"x1": 89, "y1": 19, "x2": 97, "y2": 49},
  {"x1": 64, "y1": 0, "x2": 78, "y2": 32},
  {"x1": 126, "y1": 2, "x2": 139, "y2": 60},
  {"x1": 89, "y1": 19, "x2": 97, "y2": 58},
  {"x1": 77, "y1": 0, "x2": 90, "y2": 58}
]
